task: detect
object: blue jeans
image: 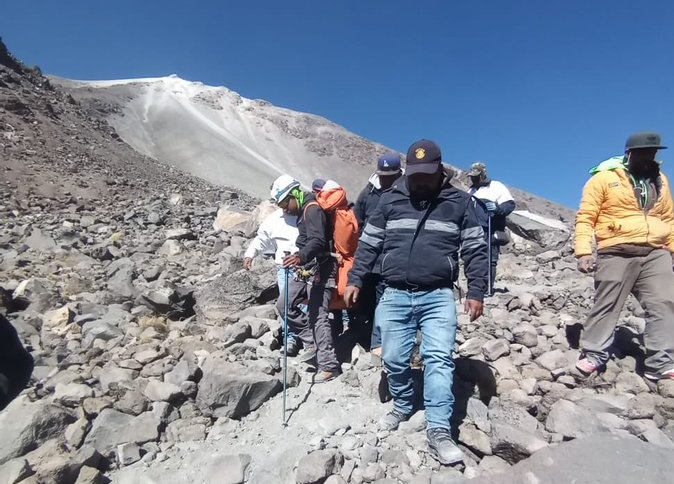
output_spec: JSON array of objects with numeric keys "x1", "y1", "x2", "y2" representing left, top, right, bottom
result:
[
  {"x1": 377, "y1": 287, "x2": 458, "y2": 430},
  {"x1": 277, "y1": 267, "x2": 301, "y2": 345}
]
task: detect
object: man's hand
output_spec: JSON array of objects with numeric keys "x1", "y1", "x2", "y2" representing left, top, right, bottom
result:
[
  {"x1": 282, "y1": 253, "x2": 302, "y2": 268},
  {"x1": 344, "y1": 285, "x2": 360, "y2": 308},
  {"x1": 464, "y1": 299, "x2": 484, "y2": 322},
  {"x1": 243, "y1": 257, "x2": 253, "y2": 270},
  {"x1": 577, "y1": 255, "x2": 596, "y2": 273},
  {"x1": 485, "y1": 201, "x2": 497, "y2": 213}
]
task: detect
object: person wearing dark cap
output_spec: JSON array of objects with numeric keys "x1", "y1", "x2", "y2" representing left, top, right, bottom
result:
[
  {"x1": 467, "y1": 162, "x2": 516, "y2": 295},
  {"x1": 311, "y1": 178, "x2": 326, "y2": 193},
  {"x1": 353, "y1": 152, "x2": 403, "y2": 356},
  {"x1": 575, "y1": 132, "x2": 674, "y2": 388},
  {"x1": 345, "y1": 140, "x2": 488, "y2": 466}
]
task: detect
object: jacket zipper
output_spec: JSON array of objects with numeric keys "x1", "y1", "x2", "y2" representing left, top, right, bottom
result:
[
  {"x1": 447, "y1": 256, "x2": 455, "y2": 280},
  {"x1": 381, "y1": 252, "x2": 390, "y2": 274}
]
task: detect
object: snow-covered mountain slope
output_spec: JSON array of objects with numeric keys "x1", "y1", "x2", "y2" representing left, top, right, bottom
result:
[{"x1": 53, "y1": 75, "x2": 386, "y2": 198}]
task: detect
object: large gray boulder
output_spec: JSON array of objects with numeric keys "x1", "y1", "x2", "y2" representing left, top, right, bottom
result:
[
  {"x1": 194, "y1": 261, "x2": 277, "y2": 324},
  {"x1": 462, "y1": 434, "x2": 674, "y2": 484},
  {"x1": 490, "y1": 423, "x2": 548, "y2": 464},
  {"x1": 106, "y1": 257, "x2": 136, "y2": 302},
  {"x1": 507, "y1": 211, "x2": 570, "y2": 249},
  {"x1": 140, "y1": 281, "x2": 195, "y2": 319},
  {"x1": 204, "y1": 454, "x2": 252, "y2": 484},
  {"x1": 0, "y1": 397, "x2": 75, "y2": 464},
  {"x1": 545, "y1": 399, "x2": 614, "y2": 439},
  {"x1": 296, "y1": 449, "x2": 344, "y2": 484},
  {"x1": 83, "y1": 409, "x2": 160, "y2": 459},
  {"x1": 196, "y1": 357, "x2": 282, "y2": 418}
]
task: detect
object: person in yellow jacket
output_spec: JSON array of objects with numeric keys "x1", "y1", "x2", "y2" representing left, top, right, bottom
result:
[{"x1": 574, "y1": 132, "x2": 674, "y2": 383}]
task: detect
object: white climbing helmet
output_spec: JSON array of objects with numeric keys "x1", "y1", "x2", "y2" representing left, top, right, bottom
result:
[{"x1": 270, "y1": 175, "x2": 300, "y2": 204}]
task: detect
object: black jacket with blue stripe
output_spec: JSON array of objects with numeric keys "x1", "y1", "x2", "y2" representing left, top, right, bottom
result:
[{"x1": 348, "y1": 172, "x2": 489, "y2": 301}]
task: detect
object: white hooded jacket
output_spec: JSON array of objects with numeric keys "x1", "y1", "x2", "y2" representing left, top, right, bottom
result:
[{"x1": 244, "y1": 210, "x2": 299, "y2": 266}]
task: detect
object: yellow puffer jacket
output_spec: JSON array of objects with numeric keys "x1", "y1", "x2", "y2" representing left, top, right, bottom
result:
[{"x1": 575, "y1": 168, "x2": 674, "y2": 256}]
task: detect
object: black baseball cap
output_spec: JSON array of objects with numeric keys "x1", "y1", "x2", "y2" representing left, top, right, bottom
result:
[{"x1": 405, "y1": 139, "x2": 442, "y2": 175}]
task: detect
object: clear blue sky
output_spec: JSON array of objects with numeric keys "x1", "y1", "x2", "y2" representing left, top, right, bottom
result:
[{"x1": 3, "y1": 1, "x2": 674, "y2": 208}]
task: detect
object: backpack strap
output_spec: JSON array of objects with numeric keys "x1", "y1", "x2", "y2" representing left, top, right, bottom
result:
[{"x1": 303, "y1": 201, "x2": 334, "y2": 247}]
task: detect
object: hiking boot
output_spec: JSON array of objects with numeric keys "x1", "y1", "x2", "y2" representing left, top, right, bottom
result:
[
  {"x1": 574, "y1": 357, "x2": 599, "y2": 377},
  {"x1": 313, "y1": 370, "x2": 339, "y2": 383},
  {"x1": 378, "y1": 408, "x2": 411, "y2": 431},
  {"x1": 299, "y1": 347, "x2": 317, "y2": 365},
  {"x1": 281, "y1": 339, "x2": 299, "y2": 357},
  {"x1": 427, "y1": 428, "x2": 464, "y2": 465}
]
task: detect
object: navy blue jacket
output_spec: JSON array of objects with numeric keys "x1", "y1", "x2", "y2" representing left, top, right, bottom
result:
[
  {"x1": 354, "y1": 181, "x2": 386, "y2": 274},
  {"x1": 354, "y1": 182, "x2": 382, "y2": 229},
  {"x1": 348, "y1": 175, "x2": 488, "y2": 301}
]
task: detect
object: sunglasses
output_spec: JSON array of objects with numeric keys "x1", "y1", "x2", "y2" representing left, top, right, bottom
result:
[{"x1": 277, "y1": 197, "x2": 291, "y2": 209}]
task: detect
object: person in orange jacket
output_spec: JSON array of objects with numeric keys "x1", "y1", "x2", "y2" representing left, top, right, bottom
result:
[{"x1": 574, "y1": 132, "x2": 674, "y2": 384}]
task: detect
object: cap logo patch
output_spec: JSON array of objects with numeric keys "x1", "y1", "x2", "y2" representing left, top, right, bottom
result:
[
  {"x1": 415, "y1": 148, "x2": 426, "y2": 159},
  {"x1": 382, "y1": 160, "x2": 389, "y2": 167}
]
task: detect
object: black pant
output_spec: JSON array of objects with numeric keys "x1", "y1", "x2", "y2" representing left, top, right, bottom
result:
[{"x1": 0, "y1": 314, "x2": 33, "y2": 410}]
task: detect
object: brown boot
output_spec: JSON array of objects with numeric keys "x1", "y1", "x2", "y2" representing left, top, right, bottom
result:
[{"x1": 313, "y1": 370, "x2": 339, "y2": 383}]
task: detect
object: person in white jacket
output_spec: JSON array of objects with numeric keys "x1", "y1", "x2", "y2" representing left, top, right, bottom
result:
[{"x1": 244, "y1": 209, "x2": 306, "y2": 355}]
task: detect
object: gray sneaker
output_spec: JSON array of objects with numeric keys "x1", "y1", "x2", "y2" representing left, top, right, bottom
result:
[
  {"x1": 281, "y1": 339, "x2": 299, "y2": 357},
  {"x1": 313, "y1": 370, "x2": 340, "y2": 383},
  {"x1": 427, "y1": 428, "x2": 464, "y2": 465},
  {"x1": 378, "y1": 408, "x2": 410, "y2": 431},
  {"x1": 298, "y1": 347, "x2": 317, "y2": 365}
]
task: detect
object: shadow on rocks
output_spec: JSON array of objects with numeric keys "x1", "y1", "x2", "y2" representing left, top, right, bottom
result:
[
  {"x1": 565, "y1": 323, "x2": 583, "y2": 349},
  {"x1": 612, "y1": 326, "x2": 647, "y2": 375},
  {"x1": 451, "y1": 358, "x2": 497, "y2": 438}
]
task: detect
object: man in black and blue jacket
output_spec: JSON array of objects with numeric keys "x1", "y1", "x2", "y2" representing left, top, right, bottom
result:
[
  {"x1": 345, "y1": 139, "x2": 488, "y2": 466},
  {"x1": 353, "y1": 152, "x2": 403, "y2": 355}
]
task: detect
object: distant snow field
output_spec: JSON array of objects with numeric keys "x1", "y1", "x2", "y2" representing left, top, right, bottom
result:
[{"x1": 513, "y1": 210, "x2": 568, "y2": 231}]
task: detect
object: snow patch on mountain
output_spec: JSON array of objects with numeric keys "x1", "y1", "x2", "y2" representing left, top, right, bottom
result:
[
  {"x1": 513, "y1": 210, "x2": 569, "y2": 231},
  {"x1": 58, "y1": 75, "x2": 384, "y2": 198}
]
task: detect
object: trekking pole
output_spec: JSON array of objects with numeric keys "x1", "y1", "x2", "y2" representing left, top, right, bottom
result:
[
  {"x1": 282, "y1": 253, "x2": 290, "y2": 426},
  {"x1": 487, "y1": 212, "x2": 492, "y2": 296}
]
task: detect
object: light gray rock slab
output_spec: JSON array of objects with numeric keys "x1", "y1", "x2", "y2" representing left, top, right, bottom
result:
[
  {"x1": 482, "y1": 339, "x2": 510, "y2": 362},
  {"x1": 545, "y1": 399, "x2": 615, "y2": 439},
  {"x1": 83, "y1": 409, "x2": 159, "y2": 458},
  {"x1": 490, "y1": 423, "x2": 548, "y2": 464},
  {"x1": 54, "y1": 383, "x2": 95, "y2": 406},
  {"x1": 143, "y1": 380, "x2": 182, "y2": 402},
  {"x1": 196, "y1": 357, "x2": 281, "y2": 419},
  {"x1": 467, "y1": 434, "x2": 674, "y2": 484},
  {"x1": 296, "y1": 449, "x2": 344, "y2": 484},
  {"x1": 0, "y1": 398, "x2": 75, "y2": 465}
]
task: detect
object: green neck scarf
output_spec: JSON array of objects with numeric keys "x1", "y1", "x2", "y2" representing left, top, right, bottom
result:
[{"x1": 291, "y1": 188, "x2": 305, "y2": 208}]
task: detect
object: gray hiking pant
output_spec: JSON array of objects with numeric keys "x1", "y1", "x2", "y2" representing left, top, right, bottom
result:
[
  {"x1": 307, "y1": 282, "x2": 339, "y2": 373},
  {"x1": 581, "y1": 249, "x2": 674, "y2": 373},
  {"x1": 276, "y1": 267, "x2": 339, "y2": 373},
  {"x1": 276, "y1": 276, "x2": 313, "y2": 348}
]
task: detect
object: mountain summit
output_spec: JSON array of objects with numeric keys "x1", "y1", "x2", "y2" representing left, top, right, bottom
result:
[{"x1": 52, "y1": 75, "x2": 388, "y2": 198}]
